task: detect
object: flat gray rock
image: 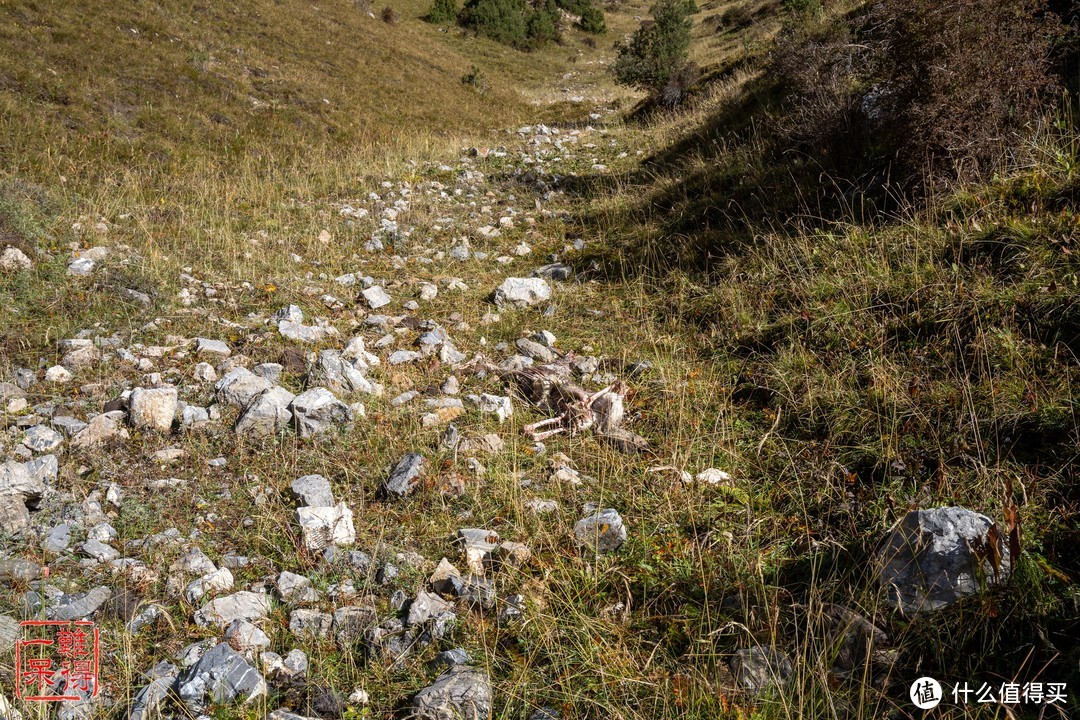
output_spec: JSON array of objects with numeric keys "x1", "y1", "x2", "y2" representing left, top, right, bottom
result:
[
  {"x1": 172, "y1": 547, "x2": 217, "y2": 576},
  {"x1": 61, "y1": 343, "x2": 102, "y2": 371},
  {"x1": 279, "y1": 320, "x2": 336, "y2": 344},
  {"x1": 67, "y1": 257, "x2": 95, "y2": 275},
  {"x1": 253, "y1": 362, "x2": 284, "y2": 383},
  {"x1": 129, "y1": 661, "x2": 178, "y2": 720},
  {"x1": 382, "y1": 453, "x2": 424, "y2": 498},
  {"x1": 182, "y1": 405, "x2": 210, "y2": 426},
  {"x1": 47, "y1": 586, "x2": 112, "y2": 621},
  {"x1": 878, "y1": 506, "x2": 1011, "y2": 613},
  {"x1": 493, "y1": 277, "x2": 551, "y2": 308},
  {"x1": 574, "y1": 508, "x2": 627, "y2": 554},
  {"x1": 185, "y1": 567, "x2": 234, "y2": 603},
  {"x1": 216, "y1": 368, "x2": 273, "y2": 408},
  {"x1": 0, "y1": 557, "x2": 42, "y2": 580},
  {"x1": 730, "y1": 646, "x2": 793, "y2": 694},
  {"x1": 388, "y1": 349, "x2": 421, "y2": 365},
  {"x1": 52, "y1": 416, "x2": 88, "y2": 437},
  {"x1": 0, "y1": 459, "x2": 44, "y2": 502},
  {"x1": 409, "y1": 665, "x2": 492, "y2": 720},
  {"x1": 0, "y1": 494, "x2": 30, "y2": 534},
  {"x1": 26, "y1": 454, "x2": 58, "y2": 487},
  {"x1": 533, "y1": 263, "x2": 572, "y2": 281},
  {"x1": 224, "y1": 619, "x2": 270, "y2": 651},
  {"x1": 268, "y1": 709, "x2": 318, "y2": 720},
  {"x1": 235, "y1": 386, "x2": 295, "y2": 437},
  {"x1": 195, "y1": 338, "x2": 231, "y2": 358},
  {"x1": 129, "y1": 386, "x2": 178, "y2": 432},
  {"x1": 406, "y1": 591, "x2": 453, "y2": 627},
  {"x1": 290, "y1": 387, "x2": 354, "y2": 437},
  {"x1": 430, "y1": 647, "x2": 471, "y2": 670},
  {"x1": 24, "y1": 424, "x2": 64, "y2": 453},
  {"x1": 44, "y1": 523, "x2": 72, "y2": 553},
  {"x1": 290, "y1": 474, "x2": 334, "y2": 508},
  {"x1": 311, "y1": 350, "x2": 377, "y2": 395},
  {"x1": 362, "y1": 285, "x2": 392, "y2": 309},
  {"x1": 515, "y1": 338, "x2": 556, "y2": 363},
  {"x1": 288, "y1": 608, "x2": 332, "y2": 638},
  {"x1": 176, "y1": 642, "x2": 266, "y2": 712},
  {"x1": 0, "y1": 614, "x2": 19, "y2": 654},
  {"x1": 80, "y1": 539, "x2": 120, "y2": 562},
  {"x1": 276, "y1": 571, "x2": 320, "y2": 605},
  {"x1": 71, "y1": 413, "x2": 129, "y2": 449},
  {"x1": 193, "y1": 591, "x2": 272, "y2": 628}
]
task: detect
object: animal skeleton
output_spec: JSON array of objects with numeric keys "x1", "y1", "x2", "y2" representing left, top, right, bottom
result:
[{"x1": 468, "y1": 354, "x2": 649, "y2": 452}]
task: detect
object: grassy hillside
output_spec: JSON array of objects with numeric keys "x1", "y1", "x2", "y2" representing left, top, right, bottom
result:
[
  {"x1": 0, "y1": 0, "x2": 510, "y2": 172},
  {"x1": 0, "y1": 0, "x2": 645, "y2": 282},
  {"x1": 572, "y1": 2, "x2": 1080, "y2": 714}
]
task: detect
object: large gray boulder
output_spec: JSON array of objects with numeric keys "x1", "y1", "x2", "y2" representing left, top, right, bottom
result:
[
  {"x1": 878, "y1": 506, "x2": 1011, "y2": 614},
  {"x1": 0, "y1": 494, "x2": 30, "y2": 534},
  {"x1": 71, "y1": 413, "x2": 130, "y2": 449},
  {"x1": 129, "y1": 661, "x2": 178, "y2": 720},
  {"x1": 0, "y1": 460, "x2": 45, "y2": 503},
  {"x1": 409, "y1": 665, "x2": 492, "y2": 720},
  {"x1": 311, "y1": 350, "x2": 378, "y2": 395}
]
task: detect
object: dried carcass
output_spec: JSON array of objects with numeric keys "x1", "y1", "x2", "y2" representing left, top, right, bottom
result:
[{"x1": 467, "y1": 355, "x2": 649, "y2": 452}]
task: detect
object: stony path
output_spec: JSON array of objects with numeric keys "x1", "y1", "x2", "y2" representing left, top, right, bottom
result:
[{"x1": 0, "y1": 114, "x2": 666, "y2": 719}]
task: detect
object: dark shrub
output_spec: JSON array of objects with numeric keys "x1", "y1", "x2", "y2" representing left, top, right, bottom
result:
[
  {"x1": 772, "y1": 0, "x2": 1061, "y2": 190},
  {"x1": 612, "y1": 0, "x2": 697, "y2": 98},
  {"x1": 459, "y1": 0, "x2": 562, "y2": 49},
  {"x1": 770, "y1": 13, "x2": 870, "y2": 177},
  {"x1": 555, "y1": 0, "x2": 591, "y2": 12},
  {"x1": 526, "y1": 0, "x2": 561, "y2": 46},
  {"x1": 657, "y1": 60, "x2": 700, "y2": 107},
  {"x1": 579, "y1": 5, "x2": 607, "y2": 33},
  {"x1": 426, "y1": 0, "x2": 458, "y2": 23},
  {"x1": 459, "y1": 0, "x2": 528, "y2": 47},
  {"x1": 783, "y1": 0, "x2": 820, "y2": 13},
  {"x1": 461, "y1": 65, "x2": 488, "y2": 91},
  {"x1": 380, "y1": 5, "x2": 400, "y2": 23},
  {"x1": 869, "y1": 0, "x2": 1060, "y2": 184}
]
